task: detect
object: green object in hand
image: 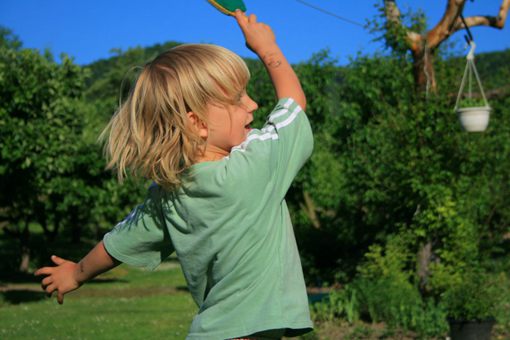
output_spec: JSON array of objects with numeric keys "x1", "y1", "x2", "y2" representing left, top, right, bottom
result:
[{"x1": 207, "y1": 0, "x2": 247, "y2": 16}]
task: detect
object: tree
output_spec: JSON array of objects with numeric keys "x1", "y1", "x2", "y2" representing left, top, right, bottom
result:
[
  {"x1": 0, "y1": 32, "x2": 151, "y2": 273},
  {"x1": 0, "y1": 27, "x2": 22, "y2": 51},
  {"x1": 0, "y1": 36, "x2": 88, "y2": 271},
  {"x1": 382, "y1": 0, "x2": 510, "y2": 92},
  {"x1": 379, "y1": 0, "x2": 510, "y2": 291}
]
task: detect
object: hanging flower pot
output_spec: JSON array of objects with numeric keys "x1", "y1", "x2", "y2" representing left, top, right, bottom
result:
[
  {"x1": 454, "y1": 42, "x2": 491, "y2": 132},
  {"x1": 456, "y1": 101, "x2": 491, "y2": 132}
]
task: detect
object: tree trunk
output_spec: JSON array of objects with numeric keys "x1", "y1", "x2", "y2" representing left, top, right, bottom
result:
[
  {"x1": 19, "y1": 245, "x2": 31, "y2": 273},
  {"x1": 417, "y1": 240, "x2": 432, "y2": 293},
  {"x1": 300, "y1": 191, "x2": 321, "y2": 229},
  {"x1": 18, "y1": 222, "x2": 31, "y2": 273},
  {"x1": 411, "y1": 45, "x2": 437, "y2": 94},
  {"x1": 384, "y1": 0, "x2": 510, "y2": 93}
]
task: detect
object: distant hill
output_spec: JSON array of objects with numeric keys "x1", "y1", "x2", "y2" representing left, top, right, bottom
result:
[
  {"x1": 473, "y1": 48, "x2": 510, "y2": 92},
  {"x1": 85, "y1": 41, "x2": 181, "y2": 88},
  {"x1": 84, "y1": 41, "x2": 508, "y2": 103}
]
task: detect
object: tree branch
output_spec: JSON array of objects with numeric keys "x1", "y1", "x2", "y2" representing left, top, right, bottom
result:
[
  {"x1": 427, "y1": 0, "x2": 467, "y2": 49},
  {"x1": 452, "y1": 0, "x2": 510, "y2": 32},
  {"x1": 384, "y1": 0, "x2": 402, "y2": 25},
  {"x1": 383, "y1": 0, "x2": 423, "y2": 52},
  {"x1": 300, "y1": 191, "x2": 321, "y2": 229}
]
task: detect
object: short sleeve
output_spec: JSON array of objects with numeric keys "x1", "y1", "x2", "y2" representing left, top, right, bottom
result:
[
  {"x1": 103, "y1": 184, "x2": 174, "y2": 270},
  {"x1": 228, "y1": 97, "x2": 313, "y2": 199}
]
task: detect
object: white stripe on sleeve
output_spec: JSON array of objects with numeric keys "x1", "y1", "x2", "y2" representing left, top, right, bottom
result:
[{"x1": 229, "y1": 99, "x2": 302, "y2": 154}]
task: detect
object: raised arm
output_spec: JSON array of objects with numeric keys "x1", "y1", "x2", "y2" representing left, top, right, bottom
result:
[
  {"x1": 35, "y1": 241, "x2": 119, "y2": 304},
  {"x1": 234, "y1": 10, "x2": 306, "y2": 111}
]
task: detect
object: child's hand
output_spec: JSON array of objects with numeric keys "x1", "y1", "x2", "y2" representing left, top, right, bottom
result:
[
  {"x1": 234, "y1": 10, "x2": 277, "y2": 56},
  {"x1": 34, "y1": 255, "x2": 81, "y2": 304}
]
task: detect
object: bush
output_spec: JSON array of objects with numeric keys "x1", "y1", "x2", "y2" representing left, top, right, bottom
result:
[
  {"x1": 352, "y1": 234, "x2": 449, "y2": 337},
  {"x1": 353, "y1": 277, "x2": 448, "y2": 337},
  {"x1": 441, "y1": 270, "x2": 510, "y2": 322},
  {"x1": 311, "y1": 286, "x2": 359, "y2": 324}
]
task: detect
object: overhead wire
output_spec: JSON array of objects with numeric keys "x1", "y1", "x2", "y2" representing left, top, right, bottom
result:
[{"x1": 295, "y1": 0, "x2": 365, "y2": 28}]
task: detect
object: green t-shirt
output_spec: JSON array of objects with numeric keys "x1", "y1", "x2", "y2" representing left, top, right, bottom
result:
[{"x1": 103, "y1": 98, "x2": 314, "y2": 339}]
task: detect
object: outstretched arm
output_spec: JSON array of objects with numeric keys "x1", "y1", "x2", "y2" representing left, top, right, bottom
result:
[
  {"x1": 34, "y1": 241, "x2": 119, "y2": 304},
  {"x1": 234, "y1": 10, "x2": 306, "y2": 111}
]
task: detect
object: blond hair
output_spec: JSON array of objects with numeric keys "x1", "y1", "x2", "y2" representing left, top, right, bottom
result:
[{"x1": 100, "y1": 44, "x2": 250, "y2": 189}]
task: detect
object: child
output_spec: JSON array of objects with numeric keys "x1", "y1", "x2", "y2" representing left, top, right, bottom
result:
[{"x1": 35, "y1": 10, "x2": 314, "y2": 339}]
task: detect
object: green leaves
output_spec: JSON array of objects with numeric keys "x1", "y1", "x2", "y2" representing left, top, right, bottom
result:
[
  {"x1": 2, "y1": 26, "x2": 510, "y2": 316},
  {"x1": 0, "y1": 37, "x2": 148, "y2": 272},
  {"x1": 0, "y1": 45, "x2": 84, "y2": 211},
  {"x1": 281, "y1": 47, "x2": 510, "y2": 314},
  {"x1": 441, "y1": 270, "x2": 510, "y2": 321}
]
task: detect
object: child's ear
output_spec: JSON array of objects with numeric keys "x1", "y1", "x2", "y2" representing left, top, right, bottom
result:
[{"x1": 187, "y1": 112, "x2": 208, "y2": 138}]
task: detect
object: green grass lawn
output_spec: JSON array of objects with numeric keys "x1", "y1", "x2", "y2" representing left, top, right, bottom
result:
[
  {"x1": 0, "y1": 258, "x2": 426, "y2": 340},
  {"x1": 0, "y1": 260, "x2": 197, "y2": 339}
]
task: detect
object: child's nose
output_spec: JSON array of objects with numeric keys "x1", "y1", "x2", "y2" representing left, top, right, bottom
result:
[{"x1": 246, "y1": 96, "x2": 258, "y2": 112}]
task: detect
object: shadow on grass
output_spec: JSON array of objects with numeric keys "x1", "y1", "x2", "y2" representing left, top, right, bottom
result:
[
  {"x1": 176, "y1": 285, "x2": 189, "y2": 292},
  {"x1": 1, "y1": 289, "x2": 47, "y2": 304},
  {"x1": 0, "y1": 274, "x2": 130, "y2": 306},
  {"x1": 0, "y1": 272, "x2": 127, "y2": 285},
  {"x1": 0, "y1": 271, "x2": 41, "y2": 284},
  {"x1": 88, "y1": 278, "x2": 129, "y2": 284}
]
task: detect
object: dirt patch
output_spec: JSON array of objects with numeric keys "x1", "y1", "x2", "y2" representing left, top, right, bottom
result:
[
  {"x1": 74, "y1": 286, "x2": 181, "y2": 298},
  {"x1": 0, "y1": 283, "x2": 41, "y2": 293}
]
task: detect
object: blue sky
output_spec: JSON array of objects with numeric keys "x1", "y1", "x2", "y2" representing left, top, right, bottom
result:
[{"x1": 1, "y1": 1, "x2": 509, "y2": 65}]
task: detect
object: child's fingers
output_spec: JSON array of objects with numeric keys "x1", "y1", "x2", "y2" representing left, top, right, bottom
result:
[
  {"x1": 57, "y1": 291, "x2": 65, "y2": 305},
  {"x1": 234, "y1": 10, "x2": 248, "y2": 27},
  {"x1": 248, "y1": 13, "x2": 257, "y2": 24},
  {"x1": 45, "y1": 283, "x2": 56, "y2": 295},
  {"x1": 41, "y1": 276, "x2": 53, "y2": 287},
  {"x1": 51, "y1": 255, "x2": 66, "y2": 266},
  {"x1": 34, "y1": 267, "x2": 53, "y2": 276}
]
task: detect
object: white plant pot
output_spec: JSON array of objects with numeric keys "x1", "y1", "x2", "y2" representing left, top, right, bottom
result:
[{"x1": 456, "y1": 106, "x2": 491, "y2": 132}]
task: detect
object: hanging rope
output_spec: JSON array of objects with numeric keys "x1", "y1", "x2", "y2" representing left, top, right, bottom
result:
[
  {"x1": 454, "y1": 41, "x2": 490, "y2": 110},
  {"x1": 461, "y1": 14, "x2": 474, "y2": 99},
  {"x1": 453, "y1": 13, "x2": 490, "y2": 110},
  {"x1": 423, "y1": 43, "x2": 431, "y2": 99},
  {"x1": 460, "y1": 14, "x2": 474, "y2": 44}
]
